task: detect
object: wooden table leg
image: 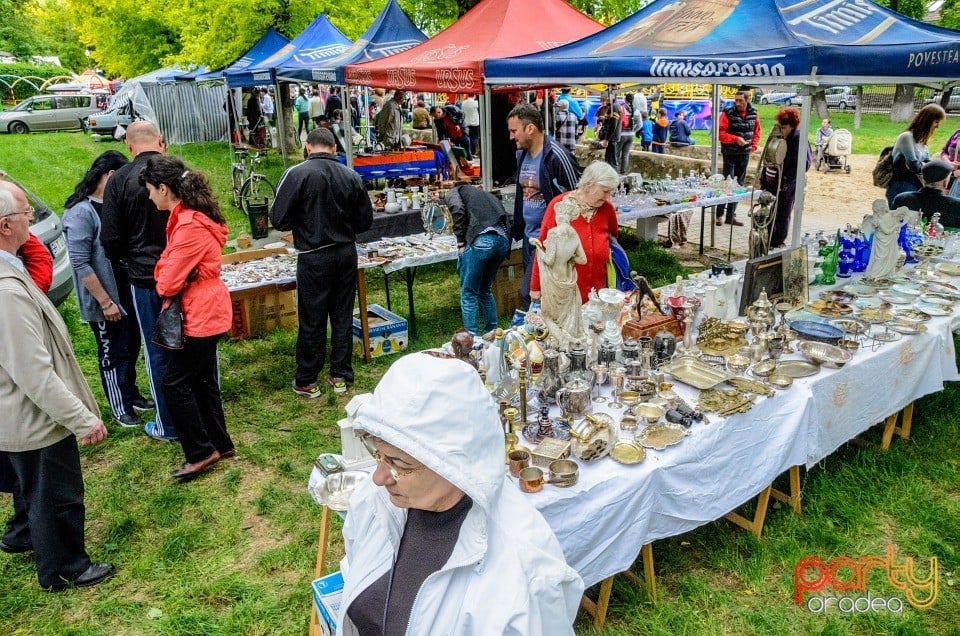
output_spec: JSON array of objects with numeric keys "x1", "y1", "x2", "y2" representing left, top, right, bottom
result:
[
  {"x1": 623, "y1": 543, "x2": 657, "y2": 602},
  {"x1": 725, "y1": 484, "x2": 773, "y2": 538},
  {"x1": 897, "y1": 402, "x2": 914, "y2": 441},
  {"x1": 310, "y1": 506, "x2": 332, "y2": 636},
  {"x1": 579, "y1": 575, "x2": 615, "y2": 631},
  {"x1": 356, "y1": 269, "x2": 371, "y2": 364},
  {"x1": 880, "y1": 411, "x2": 899, "y2": 451},
  {"x1": 770, "y1": 465, "x2": 802, "y2": 516}
]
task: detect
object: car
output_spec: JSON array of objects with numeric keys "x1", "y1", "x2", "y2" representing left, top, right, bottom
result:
[
  {"x1": 824, "y1": 86, "x2": 857, "y2": 110},
  {"x1": 0, "y1": 170, "x2": 73, "y2": 306},
  {"x1": 755, "y1": 88, "x2": 798, "y2": 106},
  {"x1": 0, "y1": 94, "x2": 100, "y2": 134},
  {"x1": 923, "y1": 92, "x2": 960, "y2": 112},
  {"x1": 82, "y1": 103, "x2": 135, "y2": 137}
]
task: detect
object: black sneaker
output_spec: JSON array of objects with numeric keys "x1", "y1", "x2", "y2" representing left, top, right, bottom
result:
[
  {"x1": 131, "y1": 397, "x2": 155, "y2": 412},
  {"x1": 116, "y1": 413, "x2": 142, "y2": 428}
]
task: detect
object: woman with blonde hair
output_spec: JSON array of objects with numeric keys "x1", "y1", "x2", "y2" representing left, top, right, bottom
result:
[{"x1": 530, "y1": 160, "x2": 620, "y2": 304}]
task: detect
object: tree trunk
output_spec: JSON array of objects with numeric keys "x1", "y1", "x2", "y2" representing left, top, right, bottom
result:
[
  {"x1": 812, "y1": 88, "x2": 828, "y2": 119},
  {"x1": 890, "y1": 84, "x2": 915, "y2": 122},
  {"x1": 278, "y1": 81, "x2": 297, "y2": 156}
]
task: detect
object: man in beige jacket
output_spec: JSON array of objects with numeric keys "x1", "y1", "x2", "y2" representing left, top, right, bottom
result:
[{"x1": 0, "y1": 185, "x2": 114, "y2": 591}]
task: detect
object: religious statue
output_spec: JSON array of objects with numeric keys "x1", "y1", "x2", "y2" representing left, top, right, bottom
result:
[
  {"x1": 864, "y1": 199, "x2": 908, "y2": 279},
  {"x1": 532, "y1": 197, "x2": 586, "y2": 348}
]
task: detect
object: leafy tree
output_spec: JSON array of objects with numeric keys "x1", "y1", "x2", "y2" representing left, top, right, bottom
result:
[
  {"x1": 27, "y1": 0, "x2": 87, "y2": 71},
  {"x1": 941, "y1": 0, "x2": 960, "y2": 29},
  {"x1": 0, "y1": 0, "x2": 42, "y2": 58}
]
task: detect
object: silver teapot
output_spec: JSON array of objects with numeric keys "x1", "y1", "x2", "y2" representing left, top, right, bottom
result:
[{"x1": 556, "y1": 378, "x2": 592, "y2": 419}]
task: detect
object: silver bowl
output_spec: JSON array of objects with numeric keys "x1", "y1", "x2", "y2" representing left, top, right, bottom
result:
[{"x1": 798, "y1": 341, "x2": 852, "y2": 369}]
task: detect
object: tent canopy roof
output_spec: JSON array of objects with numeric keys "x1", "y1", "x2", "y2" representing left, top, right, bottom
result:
[
  {"x1": 345, "y1": 0, "x2": 602, "y2": 93},
  {"x1": 227, "y1": 16, "x2": 350, "y2": 88},
  {"x1": 195, "y1": 29, "x2": 289, "y2": 83},
  {"x1": 277, "y1": 0, "x2": 426, "y2": 85},
  {"x1": 484, "y1": 0, "x2": 960, "y2": 86}
]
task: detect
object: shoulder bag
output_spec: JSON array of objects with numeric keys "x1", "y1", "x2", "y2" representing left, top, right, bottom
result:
[{"x1": 152, "y1": 296, "x2": 184, "y2": 350}]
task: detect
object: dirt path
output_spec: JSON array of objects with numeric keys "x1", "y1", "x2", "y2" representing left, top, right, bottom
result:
[{"x1": 800, "y1": 153, "x2": 882, "y2": 237}]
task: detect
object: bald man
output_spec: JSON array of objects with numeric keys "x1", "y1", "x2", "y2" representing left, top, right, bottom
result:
[{"x1": 100, "y1": 121, "x2": 177, "y2": 442}]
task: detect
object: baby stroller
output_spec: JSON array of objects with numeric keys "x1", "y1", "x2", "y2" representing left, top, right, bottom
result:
[{"x1": 818, "y1": 128, "x2": 852, "y2": 173}]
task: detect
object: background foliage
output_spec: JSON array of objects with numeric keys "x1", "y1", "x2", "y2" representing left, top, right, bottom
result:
[{"x1": 1, "y1": 0, "x2": 940, "y2": 78}]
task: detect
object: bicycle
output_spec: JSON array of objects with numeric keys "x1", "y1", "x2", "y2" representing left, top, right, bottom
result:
[{"x1": 231, "y1": 146, "x2": 276, "y2": 217}]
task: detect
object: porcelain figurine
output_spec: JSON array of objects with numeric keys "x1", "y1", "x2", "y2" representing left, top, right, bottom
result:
[
  {"x1": 531, "y1": 196, "x2": 586, "y2": 348},
  {"x1": 864, "y1": 200, "x2": 908, "y2": 280}
]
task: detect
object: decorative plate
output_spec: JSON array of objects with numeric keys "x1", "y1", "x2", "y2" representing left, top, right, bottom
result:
[
  {"x1": 935, "y1": 262, "x2": 960, "y2": 277},
  {"x1": 856, "y1": 307, "x2": 895, "y2": 323},
  {"x1": 854, "y1": 296, "x2": 887, "y2": 309},
  {"x1": 807, "y1": 300, "x2": 855, "y2": 316},
  {"x1": 610, "y1": 440, "x2": 646, "y2": 465},
  {"x1": 788, "y1": 320, "x2": 843, "y2": 343},
  {"x1": 843, "y1": 283, "x2": 878, "y2": 297},
  {"x1": 918, "y1": 293, "x2": 953, "y2": 306},
  {"x1": 767, "y1": 373, "x2": 794, "y2": 389},
  {"x1": 915, "y1": 302, "x2": 953, "y2": 317},
  {"x1": 877, "y1": 291, "x2": 913, "y2": 305},
  {"x1": 891, "y1": 283, "x2": 922, "y2": 296},
  {"x1": 636, "y1": 422, "x2": 688, "y2": 450},
  {"x1": 891, "y1": 308, "x2": 931, "y2": 322},
  {"x1": 775, "y1": 359, "x2": 821, "y2": 378},
  {"x1": 883, "y1": 321, "x2": 927, "y2": 335},
  {"x1": 830, "y1": 318, "x2": 868, "y2": 337}
]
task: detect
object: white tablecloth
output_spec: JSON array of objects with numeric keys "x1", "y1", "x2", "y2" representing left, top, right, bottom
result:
[
  {"x1": 615, "y1": 190, "x2": 755, "y2": 222},
  {"x1": 527, "y1": 275, "x2": 960, "y2": 588}
]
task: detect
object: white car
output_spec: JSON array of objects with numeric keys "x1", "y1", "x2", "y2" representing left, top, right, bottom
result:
[
  {"x1": 0, "y1": 94, "x2": 100, "y2": 133},
  {"x1": 755, "y1": 89, "x2": 798, "y2": 106},
  {"x1": 824, "y1": 87, "x2": 857, "y2": 110}
]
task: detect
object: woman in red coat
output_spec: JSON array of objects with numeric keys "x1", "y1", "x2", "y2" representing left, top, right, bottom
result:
[
  {"x1": 141, "y1": 156, "x2": 234, "y2": 482},
  {"x1": 530, "y1": 160, "x2": 620, "y2": 304}
]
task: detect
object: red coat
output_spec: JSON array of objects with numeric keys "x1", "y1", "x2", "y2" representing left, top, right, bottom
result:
[
  {"x1": 19, "y1": 232, "x2": 52, "y2": 293},
  {"x1": 531, "y1": 192, "x2": 618, "y2": 303},
  {"x1": 154, "y1": 203, "x2": 232, "y2": 337}
]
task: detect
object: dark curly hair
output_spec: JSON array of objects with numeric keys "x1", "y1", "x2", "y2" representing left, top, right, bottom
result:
[
  {"x1": 139, "y1": 155, "x2": 224, "y2": 224},
  {"x1": 65, "y1": 150, "x2": 129, "y2": 209}
]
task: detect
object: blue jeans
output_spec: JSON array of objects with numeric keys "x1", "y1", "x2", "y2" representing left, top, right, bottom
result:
[
  {"x1": 458, "y1": 233, "x2": 510, "y2": 334},
  {"x1": 130, "y1": 284, "x2": 176, "y2": 438}
]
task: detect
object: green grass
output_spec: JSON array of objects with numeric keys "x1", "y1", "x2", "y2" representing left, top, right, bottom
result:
[{"x1": 1, "y1": 131, "x2": 959, "y2": 635}]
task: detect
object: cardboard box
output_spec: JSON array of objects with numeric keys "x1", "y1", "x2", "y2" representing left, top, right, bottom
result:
[
  {"x1": 353, "y1": 304, "x2": 408, "y2": 358},
  {"x1": 223, "y1": 248, "x2": 299, "y2": 339},
  {"x1": 311, "y1": 571, "x2": 344, "y2": 635},
  {"x1": 492, "y1": 247, "x2": 525, "y2": 319}
]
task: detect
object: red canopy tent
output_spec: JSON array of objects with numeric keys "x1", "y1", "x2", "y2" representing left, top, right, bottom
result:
[{"x1": 343, "y1": 0, "x2": 603, "y2": 93}]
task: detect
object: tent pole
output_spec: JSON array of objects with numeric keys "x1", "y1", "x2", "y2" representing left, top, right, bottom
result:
[
  {"x1": 364, "y1": 87, "x2": 372, "y2": 148},
  {"x1": 711, "y1": 84, "x2": 720, "y2": 176},
  {"x1": 482, "y1": 85, "x2": 493, "y2": 190},
  {"x1": 792, "y1": 85, "x2": 814, "y2": 248},
  {"x1": 344, "y1": 84, "x2": 354, "y2": 169},
  {"x1": 274, "y1": 79, "x2": 289, "y2": 168}
]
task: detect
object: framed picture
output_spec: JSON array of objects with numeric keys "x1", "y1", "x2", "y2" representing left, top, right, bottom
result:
[{"x1": 738, "y1": 247, "x2": 808, "y2": 315}]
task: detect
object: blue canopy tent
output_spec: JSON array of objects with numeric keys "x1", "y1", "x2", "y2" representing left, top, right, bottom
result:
[
  {"x1": 195, "y1": 29, "x2": 289, "y2": 83},
  {"x1": 275, "y1": 0, "x2": 426, "y2": 85},
  {"x1": 226, "y1": 15, "x2": 351, "y2": 88},
  {"x1": 484, "y1": 0, "x2": 960, "y2": 85},
  {"x1": 484, "y1": 0, "x2": 960, "y2": 246}
]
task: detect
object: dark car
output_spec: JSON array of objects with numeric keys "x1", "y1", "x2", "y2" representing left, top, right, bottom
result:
[{"x1": 0, "y1": 170, "x2": 73, "y2": 305}]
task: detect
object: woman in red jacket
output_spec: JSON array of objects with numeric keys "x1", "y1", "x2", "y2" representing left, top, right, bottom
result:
[
  {"x1": 530, "y1": 161, "x2": 620, "y2": 305},
  {"x1": 141, "y1": 156, "x2": 234, "y2": 482}
]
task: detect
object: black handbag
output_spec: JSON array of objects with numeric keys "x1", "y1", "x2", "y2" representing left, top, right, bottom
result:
[{"x1": 151, "y1": 296, "x2": 184, "y2": 350}]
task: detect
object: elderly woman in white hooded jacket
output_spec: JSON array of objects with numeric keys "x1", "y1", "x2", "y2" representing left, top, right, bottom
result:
[{"x1": 338, "y1": 352, "x2": 583, "y2": 636}]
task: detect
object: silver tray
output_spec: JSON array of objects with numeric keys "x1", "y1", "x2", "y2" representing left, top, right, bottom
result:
[
  {"x1": 775, "y1": 360, "x2": 821, "y2": 378},
  {"x1": 659, "y1": 356, "x2": 736, "y2": 390}
]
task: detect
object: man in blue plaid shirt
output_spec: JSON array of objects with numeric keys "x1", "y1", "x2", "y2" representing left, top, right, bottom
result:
[{"x1": 554, "y1": 100, "x2": 579, "y2": 153}]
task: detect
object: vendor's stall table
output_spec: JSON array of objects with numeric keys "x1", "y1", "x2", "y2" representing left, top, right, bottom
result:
[
  {"x1": 356, "y1": 208, "x2": 425, "y2": 243},
  {"x1": 344, "y1": 149, "x2": 445, "y2": 182},
  {"x1": 615, "y1": 190, "x2": 754, "y2": 256}
]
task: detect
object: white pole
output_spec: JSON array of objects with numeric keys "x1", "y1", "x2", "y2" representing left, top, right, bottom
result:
[
  {"x1": 711, "y1": 84, "x2": 720, "y2": 175},
  {"x1": 792, "y1": 85, "x2": 814, "y2": 248},
  {"x1": 344, "y1": 84, "x2": 354, "y2": 169},
  {"x1": 482, "y1": 85, "x2": 493, "y2": 190}
]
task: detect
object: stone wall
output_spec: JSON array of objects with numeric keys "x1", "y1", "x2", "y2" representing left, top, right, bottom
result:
[{"x1": 573, "y1": 142, "x2": 760, "y2": 185}]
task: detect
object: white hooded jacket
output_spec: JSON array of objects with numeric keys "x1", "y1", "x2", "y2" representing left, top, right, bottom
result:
[{"x1": 338, "y1": 353, "x2": 583, "y2": 636}]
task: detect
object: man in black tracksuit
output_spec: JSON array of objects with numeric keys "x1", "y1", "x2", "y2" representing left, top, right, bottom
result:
[
  {"x1": 716, "y1": 91, "x2": 760, "y2": 227},
  {"x1": 100, "y1": 121, "x2": 175, "y2": 441},
  {"x1": 271, "y1": 128, "x2": 373, "y2": 397}
]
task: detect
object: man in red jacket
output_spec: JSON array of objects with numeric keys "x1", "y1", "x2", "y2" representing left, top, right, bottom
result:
[{"x1": 716, "y1": 91, "x2": 761, "y2": 227}]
